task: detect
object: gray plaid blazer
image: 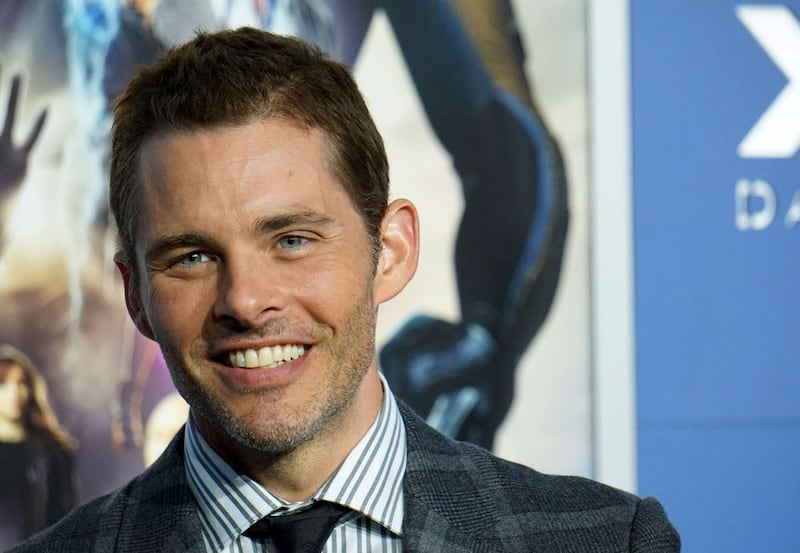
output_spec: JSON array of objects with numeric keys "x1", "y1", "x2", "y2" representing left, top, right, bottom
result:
[{"x1": 6, "y1": 402, "x2": 679, "y2": 552}]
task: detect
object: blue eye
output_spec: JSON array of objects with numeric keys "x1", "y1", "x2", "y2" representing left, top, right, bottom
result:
[
  {"x1": 278, "y1": 236, "x2": 307, "y2": 249},
  {"x1": 176, "y1": 252, "x2": 211, "y2": 266}
]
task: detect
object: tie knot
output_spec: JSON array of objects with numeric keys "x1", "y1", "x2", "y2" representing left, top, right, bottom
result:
[{"x1": 244, "y1": 501, "x2": 351, "y2": 553}]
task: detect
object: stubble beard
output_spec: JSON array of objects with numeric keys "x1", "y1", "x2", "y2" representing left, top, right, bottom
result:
[{"x1": 161, "y1": 295, "x2": 378, "y2": 457}]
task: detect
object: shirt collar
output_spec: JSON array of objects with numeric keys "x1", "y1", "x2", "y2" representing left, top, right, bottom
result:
[{"x1": 184, "y1": 374, "x2": 406, "y2": 550}]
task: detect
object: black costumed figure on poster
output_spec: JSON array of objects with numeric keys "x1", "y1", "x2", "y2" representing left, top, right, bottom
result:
[{"x1": 359, "y1": 0, "x2": 569, "y2": 449}]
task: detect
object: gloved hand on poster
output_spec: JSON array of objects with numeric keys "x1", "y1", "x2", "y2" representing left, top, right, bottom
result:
[{"x1": 0, "y1": 67, "x2": 48, "y2": 204}]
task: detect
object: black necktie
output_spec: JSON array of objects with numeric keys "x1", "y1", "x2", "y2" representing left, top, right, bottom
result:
[{"x1": 244, "y1": 501, "x2": 350, "y2": 553}]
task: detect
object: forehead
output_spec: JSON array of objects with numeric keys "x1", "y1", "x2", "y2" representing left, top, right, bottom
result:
[
  {"x1": 134, "y1": 119, "x2": 362, "y2": 241},
  {"x1": 140, "y1": 118, "x2": 345, "y2": 191},
  {"x1": 142, "y1": 117, "x2": 328, "y2": 173}
]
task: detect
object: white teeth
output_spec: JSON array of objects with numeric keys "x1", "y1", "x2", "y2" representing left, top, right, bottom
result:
[
  {"x1": 258, "y1": 347, "x2": 273, "y2": 366},
  {"x1": 227, "y1": 344, "x2": 306, "y2": 369}
]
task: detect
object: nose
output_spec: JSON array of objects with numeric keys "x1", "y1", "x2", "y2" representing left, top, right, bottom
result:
[{"x1": 213, "y1": 255, "x2": 287, "y2": 328}]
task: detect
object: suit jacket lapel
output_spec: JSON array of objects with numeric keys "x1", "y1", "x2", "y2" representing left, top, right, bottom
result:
[{"x1": 399, "y1": 402, "x2": 481, "y2": 553}]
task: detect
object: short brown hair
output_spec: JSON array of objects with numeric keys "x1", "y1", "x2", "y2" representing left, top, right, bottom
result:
[{"x1": 110, "y1": 27, "x2": 389, "y2": 273}]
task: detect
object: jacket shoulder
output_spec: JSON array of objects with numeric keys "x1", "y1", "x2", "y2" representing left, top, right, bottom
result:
[
  {"x1": 5, "y1": 484, "x2": 135, "y2": 553},
  {"x1": 6, "y1": 428, "x2": 199, "y2": 553},
  {"x1": 399, "y1": 402, "x2": 680, "y2": 552}
]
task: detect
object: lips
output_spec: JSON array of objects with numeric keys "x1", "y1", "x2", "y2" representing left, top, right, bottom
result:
[{"x1": 226, "y1": 344, "x2": 306, "y2": 369}]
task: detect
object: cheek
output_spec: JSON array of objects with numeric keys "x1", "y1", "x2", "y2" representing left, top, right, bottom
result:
[
  {"x1": 147, "y1": 280, "x2": 217, "y2": 340},
  {"x1": 300, "y1": 258, "x2": 373, "y2": 313}
]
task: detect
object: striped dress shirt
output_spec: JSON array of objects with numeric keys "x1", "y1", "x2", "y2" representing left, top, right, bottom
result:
[{"x1": 184, "y1": 376, "x2": 406, "y2": 553}]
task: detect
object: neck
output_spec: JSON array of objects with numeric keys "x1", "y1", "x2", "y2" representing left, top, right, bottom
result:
[{"x1": 198, "y1": 370, "x2": 384, "y2": 502}]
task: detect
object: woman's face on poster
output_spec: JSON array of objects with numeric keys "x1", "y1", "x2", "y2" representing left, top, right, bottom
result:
[{"x1": 0, "y1": 363, "x2": 30, "y2": 425}]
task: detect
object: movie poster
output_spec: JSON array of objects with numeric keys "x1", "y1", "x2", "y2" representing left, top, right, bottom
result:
[{"x1": 0, "y1": 1, "x2": 589, "y2": 547}]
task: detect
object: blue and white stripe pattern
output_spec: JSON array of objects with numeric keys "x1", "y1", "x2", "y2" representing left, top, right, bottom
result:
[{"x1": 184, "y1": 376, "x2": 406, "y2": 552}]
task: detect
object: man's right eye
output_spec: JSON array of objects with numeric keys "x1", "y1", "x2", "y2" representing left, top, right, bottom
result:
[{"x1": 174, "y1": 251, "x2": 212, "y2": 266}]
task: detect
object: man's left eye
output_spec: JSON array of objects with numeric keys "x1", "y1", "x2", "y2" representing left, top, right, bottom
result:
[{"x1": 278, "y1": 236, "x2": 308, "y2": 249}]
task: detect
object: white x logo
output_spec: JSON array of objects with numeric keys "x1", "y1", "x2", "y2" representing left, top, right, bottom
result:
[{"x1": 736, "y1": 5, "x2": 800, "y2": 158}]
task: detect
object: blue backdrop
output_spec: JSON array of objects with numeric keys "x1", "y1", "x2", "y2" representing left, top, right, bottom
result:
[{"x1": 631, "y1": 1, "x2": 800, "y2": 551}]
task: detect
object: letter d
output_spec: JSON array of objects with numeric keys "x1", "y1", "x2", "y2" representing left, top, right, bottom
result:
[{"x1": 735, "y1": 179, "x2": 776, "y2": 230}]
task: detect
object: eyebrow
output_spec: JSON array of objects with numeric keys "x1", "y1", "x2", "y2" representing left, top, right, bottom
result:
[
  {"x1": 251, "y1": 211, "x2": 337, "y2": 236},
  {"x1": 144, "y1": 233, "x2": 215, "y2": 265}
]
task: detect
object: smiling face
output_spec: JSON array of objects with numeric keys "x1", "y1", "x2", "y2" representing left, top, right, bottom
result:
[{"x1": 118, "y1": 118, "x2": 418, "y2": 470}]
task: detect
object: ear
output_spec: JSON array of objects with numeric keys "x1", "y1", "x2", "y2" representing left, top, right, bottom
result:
[
  {"x1": 373, "y1": 198, "x2": 420, "y2": 305},
  {"x1": 114, "y1": 252, "x2": 156, "y2": 340}
]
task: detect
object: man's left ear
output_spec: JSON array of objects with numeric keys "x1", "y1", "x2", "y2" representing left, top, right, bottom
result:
[{"x1": 373, "y1": 198, "x2": 420, "y2": 305}]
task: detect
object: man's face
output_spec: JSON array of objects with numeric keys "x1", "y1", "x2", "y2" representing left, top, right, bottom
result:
[{"x1": 126, "y1": 118, "x2": 385, "y2": 457}]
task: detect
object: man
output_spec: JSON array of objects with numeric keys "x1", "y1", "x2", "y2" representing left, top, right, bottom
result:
[{"x1": 8, "y1": 28, "x2": 679, "y2": 553}]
